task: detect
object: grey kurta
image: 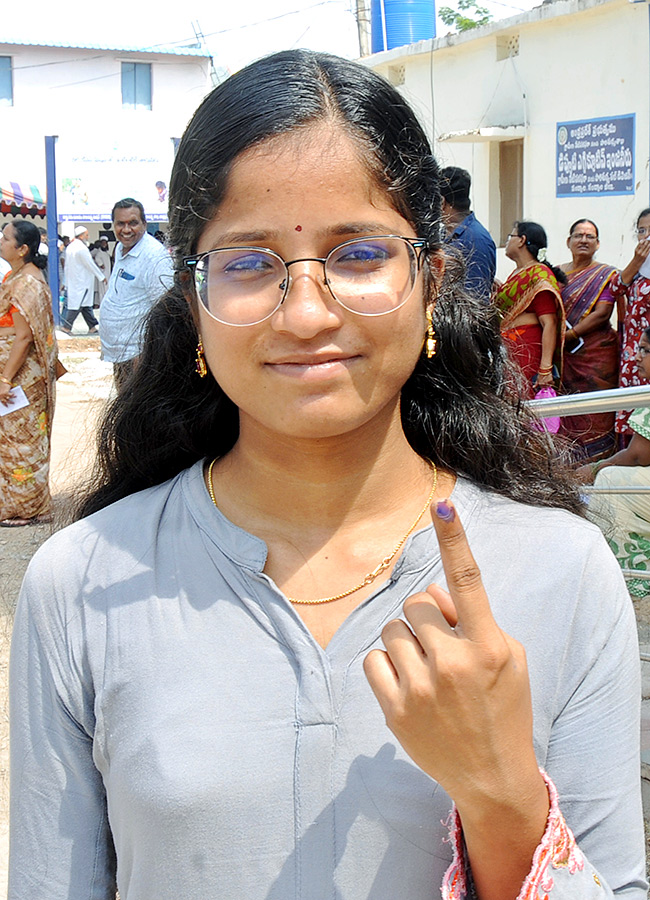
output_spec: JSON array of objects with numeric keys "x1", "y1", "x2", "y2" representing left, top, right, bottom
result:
[{"x1": 9, "y1": 462, "x2": 647, "y2": 898}]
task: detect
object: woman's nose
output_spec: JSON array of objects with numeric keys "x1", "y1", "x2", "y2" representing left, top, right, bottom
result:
[{"x1": 271, "y1": 261, "x2": 342, "y2": 337}]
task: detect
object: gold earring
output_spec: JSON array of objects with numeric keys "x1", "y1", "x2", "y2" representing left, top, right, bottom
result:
[
  {"x1": 195, "y1": 337, "x2": 208, "y2": 378},
  {"x1": 425, "y1": 308, "x2": 437, "y2": 359}
]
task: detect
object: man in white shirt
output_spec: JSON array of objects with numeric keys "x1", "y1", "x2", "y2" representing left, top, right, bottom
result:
[
  {"x1": 100, "y1": 198, "x2": 173, "y2": 387},
  {"x1": 62, "y1": 226, "x2": 106, "y2": 334}
]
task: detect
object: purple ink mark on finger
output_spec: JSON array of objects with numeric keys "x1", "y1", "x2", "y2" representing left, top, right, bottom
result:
[{"x1": 435, "y1": 500, "x2": 455, "y2": 523}]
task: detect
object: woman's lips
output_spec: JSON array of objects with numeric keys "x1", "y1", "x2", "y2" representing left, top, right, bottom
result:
[{"x1": 266, "y1": 354, "x2": 360, "y2": 378}]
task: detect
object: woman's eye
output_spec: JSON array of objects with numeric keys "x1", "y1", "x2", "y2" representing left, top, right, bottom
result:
[
  {"x1": 222, "y1": 253, "x2": 274, "y2": 275},
  {"x1": 335, "y1": 244, "x2": 390, "y2": 264}
]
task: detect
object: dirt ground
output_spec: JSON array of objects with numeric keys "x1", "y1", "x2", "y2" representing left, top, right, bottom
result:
[{"x1": 1, "y1": 337, "x2": 649, "y2": 892}]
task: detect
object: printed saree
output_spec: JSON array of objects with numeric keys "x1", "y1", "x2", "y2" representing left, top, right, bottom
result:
[
  {"x1": 495, "y1": 263, "x2": 565, "y2": 391},
  {"x1": 559, "y1": 264, "x2": 618, "y2": 461},
  {"x1": 0, "y1": 270, "x2": 57, "y2": 519}
]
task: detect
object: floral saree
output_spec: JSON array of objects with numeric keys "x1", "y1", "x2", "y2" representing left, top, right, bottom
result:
[{"x1": 0, "y1": 270, "x2": 57, "y2": 519}]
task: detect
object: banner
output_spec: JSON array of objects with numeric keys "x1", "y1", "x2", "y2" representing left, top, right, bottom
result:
[
  {"x1": 56, "y1": 134, "x2": 177, "y2": 222},
  {"x1": 556, "y1": 114, "x2": 635, "y2": 198}
]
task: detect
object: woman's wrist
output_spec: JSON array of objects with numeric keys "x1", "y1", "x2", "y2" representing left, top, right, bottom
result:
[{"x1": 0, "y1": 375, "x2": 13, "y2": 386}]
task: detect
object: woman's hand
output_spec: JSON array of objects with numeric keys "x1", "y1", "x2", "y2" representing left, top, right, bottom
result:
[
  {"x1": 620, "y1": 238, "x2": 650, "y2": 285},
  {"x1": 534, "y1": 371, "x2": 553, "y2": 387},
  {"x1": 364, "y1": 499, "x2": 548, "y2": 900},
  {"x1": 0, "y1": 380, "x2": 12, "y2": 405}
]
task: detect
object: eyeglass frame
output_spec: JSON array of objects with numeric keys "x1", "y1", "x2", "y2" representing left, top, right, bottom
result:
[
  {"x1": 569, "y1": 232, "x2": 599, "y2": 242},
  {"x1": 637, "y1": 344, "x2": 650, "y2": 357},
  {"x1": 637, "y1": 227, "x2": 650, "y2": 238},
  {"x1": 182, "y1": 234, "x2": 429, "y2": 327}
]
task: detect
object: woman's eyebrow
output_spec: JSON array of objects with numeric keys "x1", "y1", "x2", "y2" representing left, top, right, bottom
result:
[{"x1": 205, "y1": 222, "x2": 400, "y2": 249}]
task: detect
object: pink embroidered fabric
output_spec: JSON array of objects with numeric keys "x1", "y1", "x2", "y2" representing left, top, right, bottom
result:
[{"x1": 441, "y1": 770, "x2": 585, "y2": 900}]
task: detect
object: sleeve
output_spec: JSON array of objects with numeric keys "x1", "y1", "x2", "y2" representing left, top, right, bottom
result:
[
  {"x1": 9, "y1": 558, "x2": 117, "y2": 899},
  {"x1": 609, "y1": 271, "x2": 629, "y2": 300},
  {"x1": 629, "y1": 407, "x2": 650, "y2": 441},
  {"x1": 441, "y1": 542, "x2": 647, "y2": 899},
  {"x1": 79, "y1": 248, "x2": 106, "y2": 282},
  {"x1": 144, "y1": 246, "x2": 174, "y2": 306},
  {"x1": 529, "y1": 291, "x2": 558, "y2": 317}
]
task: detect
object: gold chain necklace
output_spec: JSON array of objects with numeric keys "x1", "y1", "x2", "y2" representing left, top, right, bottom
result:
[{"x1": 206, "y1": 458, "x2": 438, "y2": 605}]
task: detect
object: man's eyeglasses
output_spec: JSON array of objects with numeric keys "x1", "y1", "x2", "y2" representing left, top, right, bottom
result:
[
  {"x1": 570, "y1": 233, "x2": 598, "y2": 242},
  {"x1": 183, "y1": 235, "x2": 428, "y2": 326}
]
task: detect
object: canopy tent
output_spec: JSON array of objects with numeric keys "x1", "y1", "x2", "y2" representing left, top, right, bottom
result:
[{"x1": 0, "y1": 182, "x2": 47, "y2": 218}]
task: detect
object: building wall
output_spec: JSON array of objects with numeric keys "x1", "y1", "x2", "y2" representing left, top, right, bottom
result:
[
  {"x1": 366, "y1": 0, "x2": 649, "y2": 276},
  {"x1": 0, "y1": 43, "x2": 211, "y2": 232}
]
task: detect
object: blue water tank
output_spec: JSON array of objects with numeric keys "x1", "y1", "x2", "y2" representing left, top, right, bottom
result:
[{"x1": 371, "y1": 0, "x2": 436, "y2": 54}]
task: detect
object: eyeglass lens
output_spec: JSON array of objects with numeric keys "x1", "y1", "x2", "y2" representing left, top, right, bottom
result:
[
  {"x1": 192, "y1": 236, "x2": 420, "y2": 326},
  {"x1": 637, "y1": 228, "x2": 650, "y2": 238},
  {"x1": 571, "y1": 233, "x2": 598, "y2": 241}
]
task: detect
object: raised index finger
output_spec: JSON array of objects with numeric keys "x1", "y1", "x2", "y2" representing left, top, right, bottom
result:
[{"x1": 431, "y1": 498, "x2": 498, "y2": 641}]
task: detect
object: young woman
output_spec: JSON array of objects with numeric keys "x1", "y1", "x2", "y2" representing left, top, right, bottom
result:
[
  {"x1": 496, "y1": 222, "x2": 566, "y2": 397},
  {"x1": 611, "y1": 208, "x2": 650, "y2": 442},
  {"x1": 559, "y1": 219, "x2": 619, "y2": 461},
  {"x1": 9, "y1": 52, "x2": 645, "y2": 899},
  {"x1": 0, "y1": 221, "x2": 57, "y2": 526}
]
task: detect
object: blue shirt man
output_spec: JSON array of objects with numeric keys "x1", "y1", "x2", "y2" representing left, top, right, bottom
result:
[{"x1": 440, "y1": 167, "x2": 496, "y2": 303}]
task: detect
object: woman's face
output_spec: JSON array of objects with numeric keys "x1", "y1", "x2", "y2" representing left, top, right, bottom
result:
[
  {"x1": 192, "y1": 124, "x2": 437, "y2": 444},
  {"x1": 636, "y1": 332, "x2": 650, "y2": 381},
  {"x1": 637, "y1": 214, "x2": 650, "y2": 244},
  {"x1": 504, "y1": 227, "x2": 522, "y2": 262},
  {"x1": 0, "y1": 223, "x2": 26, "y2": 268},
  {"x1": 567, "y1": 221, "x2": 599, "y2": 264}
]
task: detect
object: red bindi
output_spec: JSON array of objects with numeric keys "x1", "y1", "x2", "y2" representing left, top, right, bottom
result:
[{"x1": 295, "y1": 225, "x2": 302, "y2": 231}]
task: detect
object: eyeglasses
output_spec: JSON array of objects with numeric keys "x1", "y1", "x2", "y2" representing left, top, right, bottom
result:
[
  {"x1": 637, "y1": 228, "x2": 650, "y2": 238},
  {"x1": 183, "y1": 235, "x2": 428, "y2": 326},
  {"x1": 570, "y1": 233, "x2": 598, "y2": 242},
  {"x1": 637, "y1": 345, "x2": 650, "y2": 357},
  {"x1": 506, "y1": 233, "x2": 519, "y2": 240}
]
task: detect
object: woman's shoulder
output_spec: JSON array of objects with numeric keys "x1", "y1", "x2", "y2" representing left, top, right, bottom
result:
[{"x1": 24, "y1": 464, "x2": 202, "y2": 589}]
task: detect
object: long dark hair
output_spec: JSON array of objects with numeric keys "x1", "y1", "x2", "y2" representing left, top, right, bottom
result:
[
  {"x1": 75, "y1": 50, "x2": 582, "y2": 519},
  {"x1": 10, "y1": 220, "x2": 48, "y2": 270},
  {"x1": 515, "y1": 221, "x2": 567, "y2": 285}
]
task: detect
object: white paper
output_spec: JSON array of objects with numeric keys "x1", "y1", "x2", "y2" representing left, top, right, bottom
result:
[{"x1": 0, "y1": 386, "x2": 29, "y2": 416}]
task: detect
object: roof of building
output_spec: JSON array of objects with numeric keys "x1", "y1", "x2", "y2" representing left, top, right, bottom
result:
[{"x1": 0, "y1": 38, "x2": 210, "y2": 57}]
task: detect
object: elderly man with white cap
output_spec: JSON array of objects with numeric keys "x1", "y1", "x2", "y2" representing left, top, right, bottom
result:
[{"x1": 62, "y1": 225, "x2": 106, "y2": 334}]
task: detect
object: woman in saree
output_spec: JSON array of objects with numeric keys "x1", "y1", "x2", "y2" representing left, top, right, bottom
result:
[
  {"x1": 0, "y1": 220, "x2": 58, "y2": 526},
  {"x1": 559, "y1": 219, "x2": 619, "y2": 461},
  {"x1": 611, "y1": 208, "x2": 650, "y2": 444},
  {"x1": 495, "y1": 221, "x2": 566, "y2": 397}
]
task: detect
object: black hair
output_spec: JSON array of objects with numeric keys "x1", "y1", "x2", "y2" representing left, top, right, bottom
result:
[
  {"x1": 514, "y1": 221, "x2": 567, "y2": 285},
  {"x1": 439, "y1": 166, "x2": 471, "y2": 213},
  {"x1": 111, "y1": 197, "x2": 146, "y2": 224},
  {"x1": 637, "y1": 208, "x2": 650, "y2": 227},
  {"x1": 10, "y1": 220, "x2": 48, "y2": 270},
  {"x1": 569, "y1": 218, "x2": 599, "y2": 239},
  {"x1": 75, "y1": 50, "x2": 582, "y2": 520}
]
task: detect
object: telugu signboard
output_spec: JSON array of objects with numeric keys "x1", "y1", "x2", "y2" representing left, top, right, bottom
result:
[
  {"x1": 556, "y1": 114, "x2": 635, "y2": 198},
  {"x1": 55, "y1": 134, "x2": 176, "y2": 223}
]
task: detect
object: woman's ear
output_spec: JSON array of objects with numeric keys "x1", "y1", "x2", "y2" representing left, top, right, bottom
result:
[{"x1": 179, "y1": 269, "x2": 201, "y2": 328}]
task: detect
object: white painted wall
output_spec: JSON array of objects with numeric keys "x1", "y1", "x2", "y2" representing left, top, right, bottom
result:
[
  {"x1": 0, "y1": 42, "x2": 211, "y2": 229},
  {"x1": 366, "y1": 0, "x2": 649, "y2": 277}
]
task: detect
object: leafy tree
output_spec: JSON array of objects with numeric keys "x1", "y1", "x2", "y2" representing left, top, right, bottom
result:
[{"x1": 439, "y1": 0, "x2": 492, "y2": 31}]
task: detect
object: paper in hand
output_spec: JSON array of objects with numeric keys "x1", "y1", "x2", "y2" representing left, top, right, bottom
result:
[{"x1": 0, "y1": 386, "x2": 30, "y2": 416}]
